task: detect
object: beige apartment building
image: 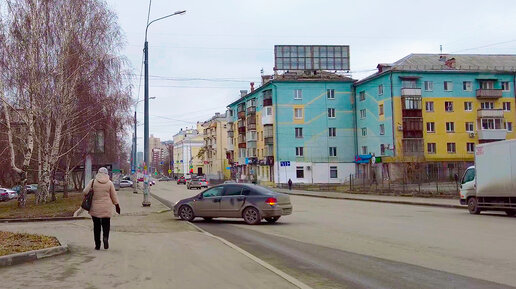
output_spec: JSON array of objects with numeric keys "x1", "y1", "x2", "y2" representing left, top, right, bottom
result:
[
  {"x1": 201, "y1": 112, "x2": 230, "y2": 181},
  {"x1": 172, "y1": 124, "x2": 204, "y2": 177}
]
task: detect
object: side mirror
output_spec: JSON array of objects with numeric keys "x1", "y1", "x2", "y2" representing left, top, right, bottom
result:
[
  {"x1": 198, "y1": 193, "x2": 203, "y2": 200},
  {"x1": 454, "y1": 173, "x2": 459, "y2": 182}
]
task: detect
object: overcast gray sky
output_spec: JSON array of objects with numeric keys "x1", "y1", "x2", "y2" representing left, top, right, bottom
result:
[{"x1": 105, "y1": 0, "x2": 516, "y2": 148}]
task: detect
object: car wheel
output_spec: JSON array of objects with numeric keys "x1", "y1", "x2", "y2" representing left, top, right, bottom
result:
[
  {"x1": 505, "y1": 210, "x2": 516, "y2": 217},
  {"x1": 203, "y1": 217, "x2": 213, "y2": 221},
  {"x1": 467, "y1": 197, "x2": 481, "y2": 215},
  {"x1": 178, "y1": 205, "x2": 195, "y2": 221},
  {"x1": 265, "y1": 216, "x2": 280, "y2": 224},
  {"x1": 243, "y1": 207, "x2": 261, "y2": 225}
]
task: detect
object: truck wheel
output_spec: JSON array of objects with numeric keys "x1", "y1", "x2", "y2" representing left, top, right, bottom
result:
[
  {"x1": 467, "y1": 197, "x2": 481, "y2": 215},
  {"x1": 505, "y1": 210, "x2": 516, "y2": 217}
]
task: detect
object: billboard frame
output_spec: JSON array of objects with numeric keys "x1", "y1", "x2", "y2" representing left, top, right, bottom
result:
[{"x1": 274, "y1": 45, "x2": 350, "y2": 71}]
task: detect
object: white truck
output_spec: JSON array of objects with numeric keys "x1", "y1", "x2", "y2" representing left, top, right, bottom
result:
[{"x1": 459, "y1": 139, "x2": 516, "y2": 216}]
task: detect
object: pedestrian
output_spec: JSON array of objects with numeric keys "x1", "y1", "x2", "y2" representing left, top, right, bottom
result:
[
  {"x1": 288, "y1": 178, "x2": 292, "y2": 190},
  {"x1": 83, "y1": 167, "x2": 121, "y2": 250}
]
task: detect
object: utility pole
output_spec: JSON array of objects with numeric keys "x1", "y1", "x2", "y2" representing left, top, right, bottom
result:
[
  {"x1": 143, "y1": 10, "x2": 186, "y2": 207},
  {"x1": 133, "y1": 110, "x2": 137, "y2": 194}
]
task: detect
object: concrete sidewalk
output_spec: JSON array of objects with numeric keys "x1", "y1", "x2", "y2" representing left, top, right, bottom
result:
[
  {"x1": 0, "y1": 189, "x2": 297, "y2": 289},
  {"x1": 273, "y1": 187, "x2": 465, "y2": 209}
]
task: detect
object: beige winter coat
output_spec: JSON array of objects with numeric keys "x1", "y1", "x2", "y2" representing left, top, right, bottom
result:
[{"x1": 83, "y1": 172, "x2": 119, "y2": 218}]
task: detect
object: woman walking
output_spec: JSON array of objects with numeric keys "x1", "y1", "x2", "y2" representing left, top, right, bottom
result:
[{"x1": 83, "y1": 167, "x2": 121, "y2": 250}]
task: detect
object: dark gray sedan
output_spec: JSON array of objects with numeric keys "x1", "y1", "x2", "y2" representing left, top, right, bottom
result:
[{"x1": 173, "y1": 184, "x2": 293, "y2": 225}]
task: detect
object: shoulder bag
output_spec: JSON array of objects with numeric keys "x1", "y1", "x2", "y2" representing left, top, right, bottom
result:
[{"x1": 81, "y1": 180, "x2": 95, "y2": 211}]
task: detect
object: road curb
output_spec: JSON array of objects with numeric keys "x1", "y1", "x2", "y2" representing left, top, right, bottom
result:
[
  {"x1": 0, "y1": 216, "x2": 89, "y2": 223},
  {"x1": 281, "y1": 191, "x2": 465, "y2": 209},
  {"x1": 0, "y1": 236, "x2": 69, "y2": 266},
  {"x1": 185, "y1": 221, "x2": 313, "y2": 289},
  {"x1": 150, "y1": 192, "x2": 313, "y2": 289}
]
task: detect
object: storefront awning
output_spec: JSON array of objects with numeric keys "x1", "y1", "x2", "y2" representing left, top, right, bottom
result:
[{"x1": 354, "y1": 154, "x2": 372, "y2": 164}]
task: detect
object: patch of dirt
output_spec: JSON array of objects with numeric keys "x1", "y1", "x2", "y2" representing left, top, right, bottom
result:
[{"x1": 0, "y1": 231, "x2": 60, "y2": 256}]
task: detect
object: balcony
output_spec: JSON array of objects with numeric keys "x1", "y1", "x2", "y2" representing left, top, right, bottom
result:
[
  {"x1": 247, "y1": 123, "x2": 256, "y2": 131},
  {"x1": 264, "y1": 145, "x2": 274, "y2": 157},
  {"x1": 477, "y1": 109, "x2": 504, "y2": 118},
  {"x1": 246, "y1": 141, "x2": 257, "y2": 148},
  {"x1": 477, "y1": 129, "x2": 507, "y2": 141},
  {"x1": 246, "y1": 106, "x2": 256, "y2": 114},
  {"x1": 262, "y1": 111, "x2": 273, "y2": 125},
  {"x1": 238, "y1": 111, "x2": 246, "y2": 119},
  {"x1": 263, "y1": 98, "x2": 272, "y2": 106},
  {"x1": 227, "y1": 141, "x2": 234, "y2": 151},
  {"x1": 238, "y1": 126, "x2": 246, "y2": 134},
  {"x1": 476, "y1": 89, "x2": 502, "y2": 99},
  {"x1": 264, "y1": 137, "x2": 273, "y2": 145},
  {"x1": 246, "y1": 132, "x2": 257, "y2": 142},
  {"x1": 227, "y1": 130, "x2": 234, "y2": 138},
  {"x1": 401, "y1": 88, "x2": 421, "y2": 97}
]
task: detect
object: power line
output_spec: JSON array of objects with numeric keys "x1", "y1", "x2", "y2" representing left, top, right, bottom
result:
[{"x1": 451, "y1": 39, "x2": 516, "y2": 53}]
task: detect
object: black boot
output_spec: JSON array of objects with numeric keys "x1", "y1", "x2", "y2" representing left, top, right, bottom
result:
[
  {"x1": 95, "y1": 243, "x2": 100, "y2": 250},
  {"x1": 103, "y1": 236, "x2": 109, "y2": 249}
]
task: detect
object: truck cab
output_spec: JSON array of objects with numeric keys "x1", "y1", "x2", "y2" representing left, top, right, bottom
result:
[{"x1": 459, "y1": 166, "x2": 476, "y2": 207}]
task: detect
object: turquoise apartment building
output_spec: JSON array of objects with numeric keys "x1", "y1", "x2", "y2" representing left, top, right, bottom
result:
[{"x1": 226, "y1": 71, "x2": 356, "y2": 185}]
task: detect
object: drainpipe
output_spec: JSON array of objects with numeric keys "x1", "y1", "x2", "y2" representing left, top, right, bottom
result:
[
  {"x1": 390, "y1": 71, "x2": 396, "y2": 157},
  {"x1": 513, "y1": 72, "x2": 516, "y2": 127},
  {"x1": 272, "y1": 83, "x2": 279, "y2": 185}
]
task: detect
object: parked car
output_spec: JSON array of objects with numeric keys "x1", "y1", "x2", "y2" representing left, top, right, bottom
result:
[
  {"x1": 120, "y1": 180, "x2": 134, "y2": 188},
  {"x1": 27, "y1": 184, "x2": 38, "y2": 194},
  {"x1": 159, "y1": 177, "x2": 173, "y2": 182},
  {"x1": 177, "y1": 176, "x2": 186, "y2": 185},
  {"x1": 199, "y1": 178, "x2": 208, "y2": 188},
  {"x1": 0, "y1": 189, "x2": 10, "y2": 202},
  {"x1": 186, "y1": 178, "x2": 203, "y2": 190},
  {"x1": 174, "y1": 183, "x2": 293, "y2": 225},
  {"x1": 0, "y1": 188, "x2": 17, "y2": 200}
]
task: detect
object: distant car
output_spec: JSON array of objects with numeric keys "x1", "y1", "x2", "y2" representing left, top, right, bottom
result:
[
  {"x1": 187, "y1": 178, "x2": 203, "y2": 190},
  {"x1": 177, "y1": 176, "x2": 186, "y2": 185},
  {"x1": 174, "y1": 184, "x2": 293, "y2": 225},
  {"x1": 137, "y1": 177, "x2": 144, "y2": 182},
  {"x1": 120, "y1": 180, "x2": 134, "y2": 188},
  {"x1": 0, "y1": 188, "x2": 17, "y2": 200},
  {"x1": 0, "y1": 189, "x2": 10, "y2": 202},
  {"x1": 223, "y1": 180, "x2": 236, "y2": 184},
  {"x1": 122, "y1": 176, "x2": 131, "y2": 181},
  {"x1": 159, "y1": 177, "x2": 173, "y2": 182},
  {"x1": 199, "y1": 178, "x2": 208, "y2": 188},
  {"x1": 26, "y1": 184, "x2": 38, "y2": 194}
]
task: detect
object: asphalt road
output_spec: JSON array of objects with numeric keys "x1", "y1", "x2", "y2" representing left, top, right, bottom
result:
[{"x1": 151, "y1": 181, "x2": 516, "y2": 289}]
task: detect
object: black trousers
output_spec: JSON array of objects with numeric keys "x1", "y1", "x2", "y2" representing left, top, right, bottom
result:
[{"x1": 92, "y1": 216, "x2": 110, "y2": 246}]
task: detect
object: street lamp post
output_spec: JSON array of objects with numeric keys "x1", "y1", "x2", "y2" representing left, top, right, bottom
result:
[
  {"x1": 132, "y1": 97, "x2": 154, "y2": 194},
  {"x1": 143, "y1": 10, "x2": 186, "y2": 207}
]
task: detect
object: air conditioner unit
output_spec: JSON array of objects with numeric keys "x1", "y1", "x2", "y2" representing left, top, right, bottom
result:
[
  {"x1": 469, "y1": 132, "x2": 475, "y2": 138},
  {"x1": 397, "y1": 125, "x2": 403, "y2": 131}
]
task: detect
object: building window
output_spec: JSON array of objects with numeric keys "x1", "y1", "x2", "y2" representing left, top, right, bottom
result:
[
  {"x1": 295, "y1": 127, "x2": 303, "y2": 138},
  {"x1": 403, "y1": 97, "x2": 421, "y2": 109},
  {"x1": 427, "y1": 143, "x2": 436, "y2": 154},
  {"x1": 296, "y1": 166, "x2": 304, "y2": 178},
  {"x1": 447, "y1": 143, "x2": 456, "y2": 154},
  {"x1": 379, "y1": 104, "x2": 384, "y2": 116},
  {"x1": 446, "y1": 122, "x2": 455, "y2": 132},
  {"x1": 502, "y1": 81, "x2": 510, "y2": 91},
  {"x1": 294, "y1": 89, "x2": 302, "y2": 99},
  {"x1": 482, "y1": 118, "x2": 502, "y2": 129},
  {"x1": 380, "y1": 144, "x2": 386, "y2": 155},
  {"x1": 380, "y1": 124, "x2": 385, "y2": 135},
  {"x1": 327, "y1": 89, "x2": 335, "y2": 99},
  {"x1": 360, "y1": 109, "x2": 366, "y2": 119},
  {"x1": 330, "y1": 166, "x2": 338, "y2": 178},
  {"x1": 294, "y1": 108, "x2": 303, "y2": 119},
  {"x1": 378, "y1": 84, "x2": 384, "y2": 95},
  {"x1": 444, "y1": 81, "x2": 453, "y2": 91},
  {"x1": 265, "y1": 107, "x2": 273, "y2": 115},
  {"x1": 463, "y1": 81, "x2": 472, "y2": 91},
  {"x1": 465, "y1": 122, "x2": 474, "y2": 133},
  {"x1": 426, "y1": 101, "x2": 434, "y2": 112},
  {"x1": 426, "y1": 122, "x2": 435, "y2": 133},
  {"x1": 503, "y1": 102, "x2": 511, "y2": 111},
  {"x1": 464, "y1": 102, "x2": 473, "y2": 111},
  {"x1": 329, "y1": 147, "x2": 337, "y2": 157},
  {"x1": 359, "y1": 91, "x2": 365, "y2": 101},
  {"x1": 295, "y1": 147, "x2": 304, "y2": 157},
  {"x1": 480, "y1": 80, "x2": 495, "y2": 89},
  {"x1": 402, "y1": 80, "x2": 417, "y2": 88},
  {"x1": 328, "y1": 108, "x2": 336, "y2": 118},
  {"x1": 445, "y1": 101, "x2": 453, "y2": 112},
  {"x1": 361, "y1": 146, "x2": 367, "y2": 154},
  {"x1": 424, "y1": 81, "x2": 433, "y2": 91},
  {"x1": 506, "y1": 121, "x2": 513, "y2": 132},
  {"x1": 481, "y1": 102, "x2": 494, "y2": 110},
  {"x1": 361, "y1": 127, "x2": 367, "y2": 136},
  {"x1": 328, "y1": 127, "x2": 336, "y2": 137},
  {"x1": 467, "y1": 143, "x2": 475, "y2": 154}
]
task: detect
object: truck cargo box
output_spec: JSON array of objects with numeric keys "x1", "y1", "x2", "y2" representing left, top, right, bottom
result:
[{"x1": 475, "y1": 139, "x2": 516, "y2": 198}]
